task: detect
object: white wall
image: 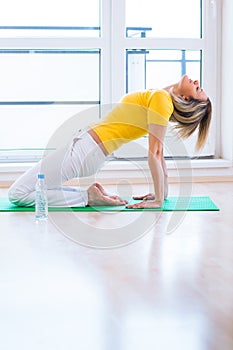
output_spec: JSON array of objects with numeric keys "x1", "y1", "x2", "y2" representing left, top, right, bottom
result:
[{"x1": 221, "y1": 0, "x2": 233, "y2": 161}]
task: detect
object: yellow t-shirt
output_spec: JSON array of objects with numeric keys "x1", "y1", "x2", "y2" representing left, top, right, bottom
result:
[{"x1": 91, "y1": 89, "x2": 173, "y2": 154}]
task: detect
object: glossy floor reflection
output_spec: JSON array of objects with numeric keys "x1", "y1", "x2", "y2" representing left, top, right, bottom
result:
[{"x1": 0, "y1": 182, "x2": 233, "y2": 350}]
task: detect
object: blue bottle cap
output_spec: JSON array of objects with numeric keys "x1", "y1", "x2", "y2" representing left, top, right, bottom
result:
[{"x1": 38, "y1": 174, "x2": 45, "y2": 179}]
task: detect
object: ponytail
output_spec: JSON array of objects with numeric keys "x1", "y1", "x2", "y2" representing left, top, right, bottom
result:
[{"x1": 169, "y1": 89, "x2": 212, "y2": 151}]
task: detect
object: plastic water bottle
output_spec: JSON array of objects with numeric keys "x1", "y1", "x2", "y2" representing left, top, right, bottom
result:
[{"x1": 35, "y1": 173, "x2": 48, "y2": 221}]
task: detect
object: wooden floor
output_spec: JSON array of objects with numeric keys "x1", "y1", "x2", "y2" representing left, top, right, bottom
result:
[{"x1": 0, "y1": 182, "x2": 233, "y2": 350}]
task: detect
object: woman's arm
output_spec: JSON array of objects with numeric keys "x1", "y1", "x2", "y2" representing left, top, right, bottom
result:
[
  {"x1": 148, "y1": 124, "x2": 167, "y2": 205},
  {"x1": 161, "y1": 149, "x2": 168, "y2": 199},
  {"x1": 127, "y1": 124, "x2": 167, "y2": 209}
]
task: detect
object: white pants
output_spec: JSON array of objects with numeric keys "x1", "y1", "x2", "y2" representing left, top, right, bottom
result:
[{"x1": 8, "y1": 131, "x2": 107, "y2": 207}]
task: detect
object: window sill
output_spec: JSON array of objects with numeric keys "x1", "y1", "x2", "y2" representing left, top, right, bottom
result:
[
  {"x1": 0, "y1": 158, "x2": 232, "y2": 171},
  {"x1": 99, "y1": 158, "x2": 233, "y2": 184},
  {"x1": 0, "y1": 158, "x2": 233, "y2": 187},
  {"x1": 103, "y1": 158, "x2": 232, "y2": 170}
]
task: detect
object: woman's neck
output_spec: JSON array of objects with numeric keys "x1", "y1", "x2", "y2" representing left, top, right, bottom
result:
[{"x1": 163, "y1": 83, "x2": 178, "y2": 93}]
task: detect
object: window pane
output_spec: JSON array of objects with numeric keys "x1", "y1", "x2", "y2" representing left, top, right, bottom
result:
[
  {"x1": 146, "y1": 62, "x2": 182, "y2": 89},
  {"x1": 0, "y1": 49, "x2": 100, "y2": 159},
  {"x1": 126, "y1": 0, "x2": 201, "y2": 38},
  {"x1": 116, "y1": 49, "x2": 203, "y2": 159},
  {"x1": 0, "y1": 105, "x2": 100, "y2": 155},
  {"x1": 0, "y1": 49, "x2": 100, "y2": 102},
  {"x1": 0, "y1": 0, "x2": 100, "y2": 37},
  {"x1": 126, "y1": 49, "x2": 201, "y2": 92}
]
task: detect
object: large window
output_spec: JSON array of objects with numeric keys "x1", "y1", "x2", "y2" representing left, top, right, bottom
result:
[
  {"x1": 112, "y1": 0, "x2": 218, "y2": 158},
  {"x1": 0, "y1": 0, "x2": 219, "y2": 162},
  {"x1": 0, "y1": 0, "x2": 101, "y2": 162}
]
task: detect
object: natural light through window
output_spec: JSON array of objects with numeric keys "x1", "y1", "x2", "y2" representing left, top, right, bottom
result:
[
  {"x1": 0, "y1": 0, "x2": 100, "y2": 37},
  {"x1": 0, "y1": 0, "x2": 218, "y2": 162},
  {"x1": 125, "y1": 0, "x2": 201, "y2": 38}
]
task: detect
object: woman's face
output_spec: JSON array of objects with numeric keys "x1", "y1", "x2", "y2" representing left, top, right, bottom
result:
[{"x1": 176, "y1": 75, "x2": 208, "y2": 101}]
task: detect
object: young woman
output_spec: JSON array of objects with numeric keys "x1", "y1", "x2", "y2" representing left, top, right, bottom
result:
[{"x1": 8, "y1": 75, "x2": 212, "y2": 209}]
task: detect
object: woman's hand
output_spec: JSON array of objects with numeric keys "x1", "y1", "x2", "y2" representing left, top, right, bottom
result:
[
  {"x1": 133, "y1": 189, "x2": 168, "y2": 201},
  {"x1": 126, "y1": 200, "x2": 163, "y2": 209},
  {"x1": 133, "y1": 193, "x2": 155, "y2": 201}
]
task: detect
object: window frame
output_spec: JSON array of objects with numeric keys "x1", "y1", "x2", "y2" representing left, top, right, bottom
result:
[
  {"x1": 110, "y1": 0, "x2": 220, "y2": 158},
  {"x1": 0, "y1": 0, "x2": 221, "y2": 162}
]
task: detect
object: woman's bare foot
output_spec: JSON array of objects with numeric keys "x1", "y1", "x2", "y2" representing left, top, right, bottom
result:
[{"x1": 87, "y1": 183, "x2": 128, "y2": 206}]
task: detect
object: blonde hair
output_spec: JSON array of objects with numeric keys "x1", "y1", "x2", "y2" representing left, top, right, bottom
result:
[{"x1": 169, "y1": 89, "x2": 212, "y2": 151}]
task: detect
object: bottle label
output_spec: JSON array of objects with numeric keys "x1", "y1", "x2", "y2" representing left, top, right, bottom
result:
[{"x1": 35, "y1": 190, "x2": 48, "y2": 219}]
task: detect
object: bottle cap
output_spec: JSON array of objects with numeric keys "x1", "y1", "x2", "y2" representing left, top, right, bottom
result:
[{"x1": 38, "y1": 173, "x2": 45, "y2": 179}]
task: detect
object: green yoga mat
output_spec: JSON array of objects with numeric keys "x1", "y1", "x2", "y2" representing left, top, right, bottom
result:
[{"x1": 0, "y1": 196, "x2": 219, "y2": 212}]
